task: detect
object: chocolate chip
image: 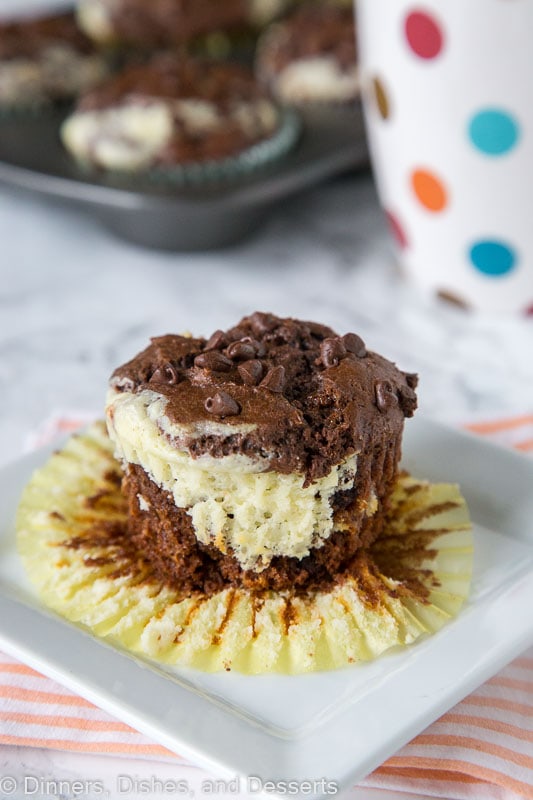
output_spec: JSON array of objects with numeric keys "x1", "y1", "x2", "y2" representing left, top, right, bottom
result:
[
  {"x1": 260, "y1": 365, "x2": 286, "y2": 393},
  {"x1": 149, "y1": 363, "x2": 180, "y2": 385},
  {"x1": 226, "y1": 326, "x2": 247, "y2": 342},
  {"x1": 241, "y1": 336, "x2": 266, "y2": 357},
  {"x1": 398, "y1": 385, "x2": 417, "y2": 417},
  {"x1": 204, "y1": 329, "x2": 227, "y2": 351},
  {"x1": 204, "y1": 391, "x2": 241, "y2": 417},
  {"x1": 320, "y1": 338, "x2": 347, "y2": 368},
  {"x1": 405, "y1": 372, "x2": 418, "y2": 389},
  {"x1": 249, "y1": 312, "x2": 278, "y2": 336},
  {"x1": 342, "y1": 333, "x2": 367, "y2": 358},
  {"x1": 374, "y1": 380, "x2": 399, "y2": 413},
  {"x1": 194, "y1": 351, "x2": 233, "y2": 372},
  {"x1": 238, "y1": 359, "x2": 263, "y2": 385},
  {"x1": 226, "y1": 340, "x2": 256, "y2": 361}
]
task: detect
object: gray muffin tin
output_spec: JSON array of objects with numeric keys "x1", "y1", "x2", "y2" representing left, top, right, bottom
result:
[{"x1": 0, "y1": 104, "x2": 368, "y2": 250}]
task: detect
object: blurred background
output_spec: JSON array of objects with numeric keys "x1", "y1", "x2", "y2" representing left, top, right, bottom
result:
[{"x1": 0, "y1": 0, "x2": 529, "y2": 466}]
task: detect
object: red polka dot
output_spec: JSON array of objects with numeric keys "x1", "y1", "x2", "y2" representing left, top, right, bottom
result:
[
  {"x1": 385, "y1": 210, "x2": 408, "y2": 249},
  {"x1": 404, "y1": 10, "x2": 444, "y2": 59},
  {"x1": 524, "y1": 303, "x2": 533, "y2": 317}
]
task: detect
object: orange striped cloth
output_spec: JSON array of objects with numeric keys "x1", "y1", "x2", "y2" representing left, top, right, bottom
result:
[{"x1": 4, "y1": 412, "x2": 533, "y2": 800}]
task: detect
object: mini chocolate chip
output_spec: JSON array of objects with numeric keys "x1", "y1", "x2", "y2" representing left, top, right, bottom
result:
[
  {"x1": 238, "y1": 359, "x2": 263, "y2": 385},
  {"x1": 320, "y1": 337, "x2": 347, "y2": 368},
  {"x1": 149, "y1": 363, "x2": 180, "y2": 385},
  {"x1": 241, "y1": 336, "x2": 266, "y2": 357},
  {"x1": 204, "y1": 391, "x2": 241, "y2": 417},
  {"x1": 204, "y1": 329, "x2": 227, "y2": 351},
  {"x1": 249, "y1": 312, "x2": 278, "y2": 336},
  {"x1": 399, "y1": 385, "x2": 417, "y2": 417},
  {"x1": 260, "y1": 365, "x2": 286, "y2": 393},
  {"x1": 226, "y1": 326, "x2": 247, "y2": 342},
  {"x1": 374, "y1": 380, "x2": 399, "y2": 413},
  {"x1": 194, "y1": 351, "x2": 233, "y2": 372},
  {"x1": 405, "y1": 372, "x2": 418, "y2": 389},
  {"x1": 226, "y1": 340, "x2": 256, "y2": 361},
  {"x1": 342, "y1": 332, "x2": 367, "y2": 358}
]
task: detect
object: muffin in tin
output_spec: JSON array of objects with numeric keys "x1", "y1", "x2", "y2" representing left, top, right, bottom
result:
[
  {"x1": 256, "y1": 4, "x2": 359, "y2": 104},
  {"x1": 60, "y1": 54, "x2": 299, "y2": 178},
  {"x1": 105, "y1": 312, "x2": 418, "y2": 594},
  {"x1": 0, "y1": 11, "x2": 109, "y2": 110},
  {"x1": 76, "y1": 0, "x2": 292, "y2": 48}
]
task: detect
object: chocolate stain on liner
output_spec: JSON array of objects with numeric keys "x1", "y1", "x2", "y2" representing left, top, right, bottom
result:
[{"x1": 59, "y1": 468, "x2": 446, "y2": 609}]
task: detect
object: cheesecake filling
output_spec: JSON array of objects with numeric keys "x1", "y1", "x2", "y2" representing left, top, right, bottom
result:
[
  {"x1": 61, "y1": 96, "x2": 279, "y2": 171},
  {"x1": 61, "y1": 102, "x2": 175, "y2": 171},
  {"x1": 275, "y1": 57, "x2": 359, "y2": 103},
  {"x1": 106, "y1": 387, "x2": 359, "y2": 571},
  {"x1": 76, "y1": 0, "x2": 115, "y2": 44}
]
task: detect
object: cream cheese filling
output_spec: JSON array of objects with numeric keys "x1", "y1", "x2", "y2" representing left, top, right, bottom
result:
[
  {"x1": 248, "y1": 0, "x2": 291, "y2": 26},
  {"x1": 61, "y1": 102, "x2": 175, "y2": 171},
  {"x1": 76, "y1": 0, "x2": 115, "y2": 44},
  {"x1": 275, "y1": 57, "x2": 359, "y2": 103},
  {"x1": 61, "y1": 97, "x2": 279, "y2": 172},
  {"x1": 106, "y1": 388, "x2": 358, "y2": 572}
]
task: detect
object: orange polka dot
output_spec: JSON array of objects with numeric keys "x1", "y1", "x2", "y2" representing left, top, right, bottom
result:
[{"x1": 411, "y1": 169, "x2": 448, "y2": 212}]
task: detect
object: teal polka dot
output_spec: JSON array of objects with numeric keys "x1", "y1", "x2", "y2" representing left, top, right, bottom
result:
[
  {"x1": 469, "y1": 109, "x2": 519, "y2": 156},
  {"x1": 469, "y1": 240, "x2": 517, "y2": 276}
]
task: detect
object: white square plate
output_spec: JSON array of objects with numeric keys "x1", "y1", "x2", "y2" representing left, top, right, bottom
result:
[{"x1": 0, "y1": 416, "x2": 532, "y2": 799}]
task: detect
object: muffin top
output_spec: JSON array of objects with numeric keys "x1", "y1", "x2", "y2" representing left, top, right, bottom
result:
[
  {"x1": 0, "y1": 12, "x2": 97, "y2": 60},
  {"x1": 78, "y1": 55, "x2": 273, "y2": 111},
  {"x1": 257, "y1": 5, "x2": 357, "y2": 77},
  {"x1": 70, "y1": 55, "x2": 281, "y2": 165},
  {"x1": 110, "y1": 313, "x2": 417, "y2": 482},
  {"x1": 77, "y1": 0, "x2": 261, "y2": 47}
]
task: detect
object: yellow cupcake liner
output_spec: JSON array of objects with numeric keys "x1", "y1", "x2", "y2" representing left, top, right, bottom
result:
[{"x1": 16, "y1": 422, "x2": 473, "y2": 674}]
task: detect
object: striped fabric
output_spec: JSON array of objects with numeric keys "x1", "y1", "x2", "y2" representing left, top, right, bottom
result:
[
  {"x1": 464, "y1": 414, "x2": 533, "y2": 454},
  {"x1": 3, "y1": 413, "x2": 533, "y2": 800},
  {"x1": 0, "y1": 655, "x2": 175, "y2": 760},
  {"x1": 366, "y1": 652, "x2": 533, "y2": 799}
]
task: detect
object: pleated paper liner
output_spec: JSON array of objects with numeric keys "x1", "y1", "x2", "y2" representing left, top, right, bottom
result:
[{"x1": 16, "y1": 422, "x2": 473, "y2": 675}]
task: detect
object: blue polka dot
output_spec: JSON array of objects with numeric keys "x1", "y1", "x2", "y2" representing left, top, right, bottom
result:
[
  {"x1": 469, "y1": 109, "x2": 519, "y2": 156},
  {"x1": 469, "y1": 240, "x2": 517, "y2": 276}
]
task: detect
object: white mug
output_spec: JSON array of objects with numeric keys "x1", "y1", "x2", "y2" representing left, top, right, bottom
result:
[{"x1": 357, "y1": 0, "x2": 533, "y2": 314}]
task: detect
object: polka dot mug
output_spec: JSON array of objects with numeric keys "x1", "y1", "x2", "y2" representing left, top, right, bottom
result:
[{"x1": 357, "y1": 0, "x2": 533, "y2": 313}]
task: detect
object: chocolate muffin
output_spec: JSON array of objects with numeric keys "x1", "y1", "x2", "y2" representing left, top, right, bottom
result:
[
  {"x1": 76, "y1": 0, "x2": 291, "y2": 48},
  {"x1": 105, "y1": 312, "x2": 418, "y2": 597},
  {"x1": 60, "y1": 54, "x2": 298, "y2": 175},
  {"x1": 0, "y1": 11, "x2": 109, "y2": 109},
  {"x1": 256, "y1": 4, "x2": 359, "y2": 104}
]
